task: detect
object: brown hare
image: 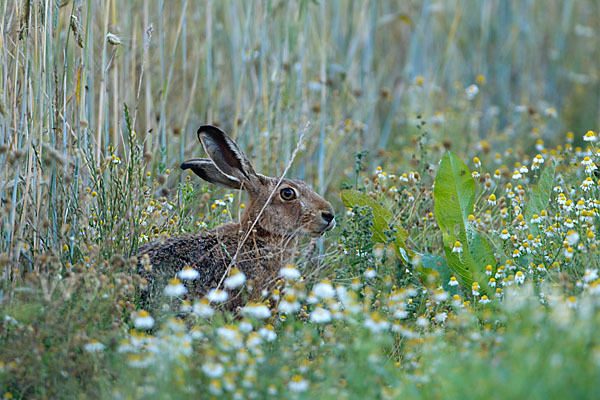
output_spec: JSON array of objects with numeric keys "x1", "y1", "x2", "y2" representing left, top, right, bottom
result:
[{"x1": 138, "y1": 125, "x2": 335, "y2": 310}]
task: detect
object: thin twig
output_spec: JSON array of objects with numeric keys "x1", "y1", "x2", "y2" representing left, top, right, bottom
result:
[
  {"x1": 217, "y1": 121, "x2": 311, "y2": 288},
  {"x1": 132, "y1": 25, "x2": 153, "y2": 131}
]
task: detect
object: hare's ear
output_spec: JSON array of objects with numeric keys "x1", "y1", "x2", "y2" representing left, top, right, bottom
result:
[
  {"x1": 180, "y1": 158, "x2": 243, "y2": 190},
  {"x1": 197, "y1": 125, "x2": 256, "y2": 183}
]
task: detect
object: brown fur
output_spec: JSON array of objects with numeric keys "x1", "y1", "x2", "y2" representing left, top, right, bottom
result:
[{"x1": 138, "y1": 125, "x2": 335, "y2": 310}]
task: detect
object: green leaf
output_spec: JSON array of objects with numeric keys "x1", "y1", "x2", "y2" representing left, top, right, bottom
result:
[
  {"x1": 341, "y1": 189, "x2": 412, "y2": 261},
  {"x1": 341, "y1": 189, "x2": 391, "y2": 243},
  {"x1": 468, "y1": 231, "x2": 495, "y2": 267},
  {"x1": 525, "y1": 160, "x2": 556, "y2": 236},
  {"x1": 434, "y1": 152, "x2": 476, "y2": 230},
  {"x1": 434, "y1": 152, "x2": 476, "y2": 286},
  {"x1": 434, "y1": 152, "x2": 494, "y2": 292},
  {"x1": 468, "y1": 229, "x2": 497, "y2": 289},
  {"x1": 440, "y1": 231, "x2": 474, "y2": 288}
]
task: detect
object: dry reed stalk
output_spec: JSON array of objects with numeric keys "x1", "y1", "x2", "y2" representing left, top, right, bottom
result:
[
  {"x1": 157, "y1": 0, "x2": 189, "y2": 164},
  {"x1": 231, "y1": 3, "x2": 253, "y2": 140},
  {"x1": 132, "y1": 24, "x2": 152, "y2": 134},
  {"x1": 205, "y1": 0, "x2": 213, "y2": 124},
  {"x1": 143, "y1": 0, "x2": 152, "y2": 153},
  {"x1": 95, "y1": 0, "x2": 111, "y2": 166}
]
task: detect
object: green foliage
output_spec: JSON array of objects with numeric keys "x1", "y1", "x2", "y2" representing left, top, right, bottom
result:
[
  {"x1": 338, "y1": 204, "x2": 376, "y2": 273},
  {"x1": 0, "y1": 272, "x2": 129, "y2": 398},
  {"x1": 417, "y1": 253, "x2": 453, "y2": 290},
  {"x1": 434, "y1": 152, "x2": 476, "y2": 228},
  {"x1": 341, "y1": 189, "x2": 411, "y2": 262},
  {"x1": 434, "y1": 152, "x2": 495, "y2": 292},
  {"x1": 414, "y1": 292, "x2": 600, "y2": 400},
  {"x1": 525, "y1": 160, "x2": 556, "y2": 236}
]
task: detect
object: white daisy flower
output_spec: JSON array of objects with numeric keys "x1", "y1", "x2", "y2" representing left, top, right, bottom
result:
[
  {"x1": 177, "y1": 267, "x2": 200, "y2": 280},
  {"x1": 288, "y1": 376, "x2": 309, "y2": 392},
  {"x1": 84, "y1": 340, "x2": 105, "y2": 353},
  {"x1": 193, "y1": 299, "x2": 214, "y2": 318},
  {"x1": 224, "y1": 268, "x2": 246, "y2": 289},
  {"x1": 279, "y1": 265, "x2": 301, "y2": 280},
  {"x1": 313, "y1": 280, "x2": 335, "y2": 299},
  {"x1": 207, "y1": 289, "x2": 229, "y2": 303},
  {"x1": 202, "y1": 362, "x2": 224, "y2": 378},
  {"x1": 164, "y1": 278, "x2": 187, "y2": 297},
  {"x1": 309, "y1": 307, "x2": 332, "y2": 323},
  {"x1": 241, "y1": 303, "x2": 271, "y2": 319},
  {"x1": 133, "y1": 310, "x2": 155, "y2": 330}
]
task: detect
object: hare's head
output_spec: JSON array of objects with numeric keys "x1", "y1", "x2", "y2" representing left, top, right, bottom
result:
[{"x1": 181, "y1": 125, "x2": 335, "y2": 238}]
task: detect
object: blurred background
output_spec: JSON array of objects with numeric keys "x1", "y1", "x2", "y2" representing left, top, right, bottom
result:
[
  {"x1": 2, "y1": 0, "x2": 600, "y2": 183},
  {"x1": 1, "y1": 0, "x2": 599, "y2": 254}
]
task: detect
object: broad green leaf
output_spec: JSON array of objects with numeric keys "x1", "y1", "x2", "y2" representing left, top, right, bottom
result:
[
  {"x1": 394, "y1": 224, "x2": 410, "y2": 256},
  {"x1": 434, "y1": 152, "x2": 494, "y2": 292},
  {"x1": 440, "y1": 231, "x2": 474, "y2": 288},
  {"x1": 524, "y1": 161, "x2": 556, "y2": 236},
  {"x1": 468, "y1": 231, "x2": 495, "y2": 268},
  {"x1": 341, "y1": 189, "x2": 412, "y2": 261},
  {"x1": 434, "y1": 152, "x2": 476, "y2": 229},
  {"x1": 341, "y1": 189, "x2": 392, "y2": 243},
  {"x1": 467, "y1": 229, "x2": 496, "y2": 290},
  {"x1": 434, "y1": 152, "x2": 476, "y2": 287}
]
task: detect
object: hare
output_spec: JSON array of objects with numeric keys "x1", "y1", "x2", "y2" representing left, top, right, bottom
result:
[{"x1": 138, "y1": 125, "x2": 335, "y2": 310}]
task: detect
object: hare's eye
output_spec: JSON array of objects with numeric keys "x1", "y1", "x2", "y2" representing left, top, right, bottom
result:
[{"x1": 280, "y1": 187, "x2": 297, "y2": 201}]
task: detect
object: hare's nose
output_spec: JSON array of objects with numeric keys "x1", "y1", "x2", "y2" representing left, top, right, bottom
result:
[{"x1": 321, "y1": 212, "x2": 335, "y2": 224}]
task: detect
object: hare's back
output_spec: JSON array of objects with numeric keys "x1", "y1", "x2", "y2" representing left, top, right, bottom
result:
[
  {"x1": 138, "y1": 232, "x2": 227, "y2": 282},
  {"x1": 136, "y1": 226, "x2": 292, "y2": 310}
]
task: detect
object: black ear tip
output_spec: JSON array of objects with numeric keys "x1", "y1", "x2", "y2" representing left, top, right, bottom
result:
[
  {"x1": 180, "y1": 161, "x2": 192, "y2": 170},
  {"x1": 197, "y1": 124, "x2": 215, "y2": 134},
  {"x1": 197, "y1": 124, "x2": 226, "y2": 140}
]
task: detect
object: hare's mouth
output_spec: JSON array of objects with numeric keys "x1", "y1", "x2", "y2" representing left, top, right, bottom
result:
[
  {"x1": 309, "y1": 220, "x2": 335, "y2": 236},
  {"x1": 323, "y1": 219, "x2": 336, "y2": 232}
]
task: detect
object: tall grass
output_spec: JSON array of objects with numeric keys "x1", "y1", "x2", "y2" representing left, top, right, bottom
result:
[{"x1": 2, "y1": 1, "x2": 598, "y2": 266}]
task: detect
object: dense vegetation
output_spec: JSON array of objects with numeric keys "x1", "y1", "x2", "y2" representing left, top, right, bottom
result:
[{"x1": 1, "y1": 1, "x2": 600, "y2": 398}]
